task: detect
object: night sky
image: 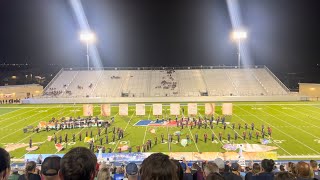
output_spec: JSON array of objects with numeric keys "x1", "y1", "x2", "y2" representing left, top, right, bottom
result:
[{"x1": 0, "y1": 0, "x2": 320, "y2": 75}]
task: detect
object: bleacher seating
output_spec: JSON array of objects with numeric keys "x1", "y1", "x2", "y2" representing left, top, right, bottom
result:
[
  {"x1": 252, "y1": 69, "x2": 288, "y2": 95},
  {"x1": 202, "y1": 69, "x2": 237, "y2": 96},
  {"x1": 42, "y1": 67, "x2": 289, "y2": 98}
]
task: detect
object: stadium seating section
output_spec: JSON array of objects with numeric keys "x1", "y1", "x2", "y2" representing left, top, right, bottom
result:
[{"x1": 43, "y1": 67, "x2": 289, "y2": 98}]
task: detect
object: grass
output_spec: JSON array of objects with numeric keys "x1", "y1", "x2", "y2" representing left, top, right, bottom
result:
[{"x1": 1, "y1": 102, "x2": 320, "y2": 160}]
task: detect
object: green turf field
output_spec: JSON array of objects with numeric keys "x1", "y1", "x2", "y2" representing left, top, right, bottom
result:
[{"x1": 0, "y1": 102, "x2": 320, "y2": 160}]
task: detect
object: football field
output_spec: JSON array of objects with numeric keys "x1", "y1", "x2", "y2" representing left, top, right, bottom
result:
[{"x1": 0, "y1": 102, "x2": 320, "y2": 160}]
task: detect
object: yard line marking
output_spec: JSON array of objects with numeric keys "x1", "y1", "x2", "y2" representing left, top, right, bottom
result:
[
  {"x1": 54, "y1": 110, "x2": 120, "y2": 155},
  {"x1": 198, "y1": 113, "x2": 223, "y2": 146},
  {"x1": 17, "y1": 105, "x2": 82, "y2": 159},
  {"x1": 233, "y1": 113, "x2": 293, "y2": 156},
  {"x1": 112, "y1": 112, "x2": 135, "y2": 152},
  {"x1": 238, "y1": 106, "x2": 320, "y2": 155},
  {"x1": 1, "y1": 108, "x2": 55, "y2": 129},
  {"x1": 297, "y1": 105, "x2": 320, "y2": 116},
  {"x1": 223, "y1": 114, "x2": 251, "y2": 144},
  {"x1": 308, "y1": 104, "x2": 320, "y2": 110},
  {"x1": 0, "y1": 108, "x2": 40, "y2": 123},
  {"x1": 143, "y1": 105, "x2": 152, "y2": 144},
  {"x1": 0, "y1": 107, "x2": 66, "y2": 141},
  {"x1": 278, "y1": 155, "x2": 320, "y2": 159},
  {"x1": 187, "y1": 126, "x2": 200, "y2": 152},
  {"x1": 260, "y1": 107, "x2": 320, "y2": 139},
  {"x1": 21, "y1": 129, "x2": 63, "y2": 158},
  {"x1": 0, "y1": 108, "x2": 24, "y2": 117},
  {"x1": 180, "y1": 107, "x2": 200, "y2": 152},
  {"x1": 267, "y1": 105, "x2": 320, "y2": 129},
  {"x1": 290, "y1": 105, "x2": 320, "y2": 122}
]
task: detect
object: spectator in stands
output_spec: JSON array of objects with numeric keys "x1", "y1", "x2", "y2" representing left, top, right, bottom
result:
[
  {"x1": 9, "y1": 167, "x2": 20, "y2": 180},
  {"x1": 310, "y1": 160, "x2": 320, "y2": 180},
  {"x1": 252, "y1": 159, "x2": 275, "y2": 180},
  {"x1": 140, "y1": 153, "x2": 178, "y2": 180},
  {"x1": 59, "y1": 147, "x2": 97, "y2": 180},
  {"x1": 18, "y1": 161, "x2": 41, "y2": 180},
  {"x1": 97, "y1": 168, "x2": 111, "y2": 180},
  {"x1": 223, "y1": 164, "x2": 232, "y2": 179},
  {"x1": 192, "y1": 163, "x2": 204, "y2": 180},
  {"x1": 214, "y1": 158, "x2": 225, "y2": 175},
  {"x1": 171, "y1": 160, "x2": 184, "y2": 180},
  {"x1": 280, "y1": 165, "x2": 286, "y2": 172},
  {"x1": 275, "y1": 172, "x2": 296, "y2": 180},
  {"x1": 245, "y1": 163, "x2": 261, "y2": 180},
  {"x1": 224, "y1": 163, "x2": 242, "y2": 180},
  {"x1": 203, "y1": 162, "x2": 220, "y2": 179},
  {"x1": 206, "y1": 172, "x2": 224, "y2": 180},
  {"x1": 41, "y1": 156, "x2": 61, "y2": 180},
  {"x1": 183, "y1": 166, "x2": 194, "y2": 180},
  {"x1": 296, "y1": 162, "x2": 313, "y2": 180},
  {"x1": 273, "y1": 166, "x2": 280, "y2": 174},
  {"x1": 124, "y1": 163, "x2": 138, "y2": 180},
  {"x1": 116, "y1": 166, "x2": 125, "y2": 175},
  {"x1": 0, "y1": 148, "x2": 10, "y2": 180},
  {"x1": 287, "y1": 162, "x2": 295, "y2": 173},
  {"x1": 179, "y1": 158, "x2": 187, "y2": 173}
]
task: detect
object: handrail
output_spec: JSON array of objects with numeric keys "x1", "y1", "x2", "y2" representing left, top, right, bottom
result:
[
  {"x1": 264, "y1": 66, "x2": 290, "y2": 92},
  {"x1": 43, "y1": 68, "x2": 64, "y2": 93},
  {"x1": 224, "y1": 69, "x2": 239, "y2": 95},
  {"x1": 62, "y1": 65, "x2": 266, "y2": 71},
  {"x1": 62, "y1": 71, "x2": 79, "y2": 97},
  {"x1": 250, "y1": 69, "x2": 268, "y2": 94},
  {"x1": 200, "y1": 69, "x2": 209, "y2": 93}
]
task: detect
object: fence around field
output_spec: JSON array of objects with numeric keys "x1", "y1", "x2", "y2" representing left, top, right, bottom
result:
[{"x1": 22, "y1": 95, "x2": 304, "y2": 104}]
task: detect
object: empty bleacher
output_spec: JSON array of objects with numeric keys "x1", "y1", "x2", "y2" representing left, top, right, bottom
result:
[
  {"x1": 42, "y1": 66, "x2": 289, "y2": 98},
  {"x1": 252, "y1": 68, "x2": 288, "y2": 95}
]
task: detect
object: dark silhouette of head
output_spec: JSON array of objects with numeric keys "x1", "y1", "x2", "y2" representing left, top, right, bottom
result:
[
  {"x1": 0, "y1": 148, "x2": 10, "y2": 180},
  {"x1": 204, "y1": 162, "x2": 219, "y2": 178},
  {"x1": 59, "y1": 147, "x2": 97, "y2": 180},
  {"x1": 275, "y1": 172, "x2": 296, "y2": 180},
  {"x1": 140, "y1": 153, "x2": 178, "y2": 180},
  {"x1": 310, "y1": 160, "x2": 318, "y2": 170},
  {"x1": 171, "y1": 160, "x2": 184, "y2": 180},
  {"x1": 261, "y1": 159, "x2": 275, "y2": 173},
  {"x1": 296, "y1": 161, "x2": 311, "y2": 178},
  {"x1": 25, "y1": 161, "x2": 37, "y2": 180},
  {"x1": 206, "y1": 172, "x2": 224, "y2": 180},
  {"x1": 252, "y1": 163, "x2": 261, "y2": 174}
]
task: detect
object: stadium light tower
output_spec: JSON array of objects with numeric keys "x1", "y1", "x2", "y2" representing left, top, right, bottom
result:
[
  {"x1": 80, "y1": 31, "x2": 96, "y2": 70},
  {"x1": 231, "y1": 30, "x2": 247, "y2": 68}
]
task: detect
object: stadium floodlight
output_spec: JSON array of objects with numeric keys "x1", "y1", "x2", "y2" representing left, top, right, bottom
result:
[
  {"x1": 80, "y1": 31, "x2": 96, "y2": 70},
  {"x1": 231, "y1": 30, "x2": 247, "y2": 68}
]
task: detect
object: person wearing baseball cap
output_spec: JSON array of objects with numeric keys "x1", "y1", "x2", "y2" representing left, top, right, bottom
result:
[
  {"x1": 214, "y1": 158, "x2": 225, "y2": 175},
  {"x1": 125, "y1": 163, "x2": 138, "y2": 180},
  {"x1": 224, "y1": 163, "x2": 242, "y2": 180},
  {"x1": 41, "y1": 156, "x2": 61, "y2": 180}
]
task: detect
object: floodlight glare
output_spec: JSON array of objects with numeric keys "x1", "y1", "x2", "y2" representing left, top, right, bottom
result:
[
  {"x1": 79, "y1": 31, "x2": 96, "y2": 70},
  {"x1": 231, "y1": 30, "x2": 248, "y2": 68},
  {"x1": 231, "y1": 31, "x2": 247, "y2": 40},
  {"x1": 80, "y1": 32, "x2": 95, "y2": 43}
]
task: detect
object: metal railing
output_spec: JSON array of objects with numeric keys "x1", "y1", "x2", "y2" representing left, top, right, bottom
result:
[
  {"x1": 62, "y1": 65, "x2": 266, "y2": 71},
  {"x1": 42, "y1": 68, "x2": 64, "y2": 93},
  {"x1": 264, "y1": 66, "x2": 290, "y2": 93}
]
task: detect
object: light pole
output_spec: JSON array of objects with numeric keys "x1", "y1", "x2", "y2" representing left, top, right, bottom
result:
[
  {"x1": 231, "y1": 30, "x2": 247, "y2": 68},
  {"x1": 80, "y1": 32, "x2": 95, "y2": 70}
]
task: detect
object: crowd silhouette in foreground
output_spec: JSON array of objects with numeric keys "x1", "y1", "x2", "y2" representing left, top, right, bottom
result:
[{"x1": 1, "y1": 147, "x2": 319, "y2": 180}]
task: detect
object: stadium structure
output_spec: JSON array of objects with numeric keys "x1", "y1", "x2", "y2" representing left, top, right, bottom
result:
[
  {"x1": 23, "y1": 65, "x2": 301, "y2": 104},
  {"x1": 2, "y1": 64, "x2": 319, "y2": 164}
]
